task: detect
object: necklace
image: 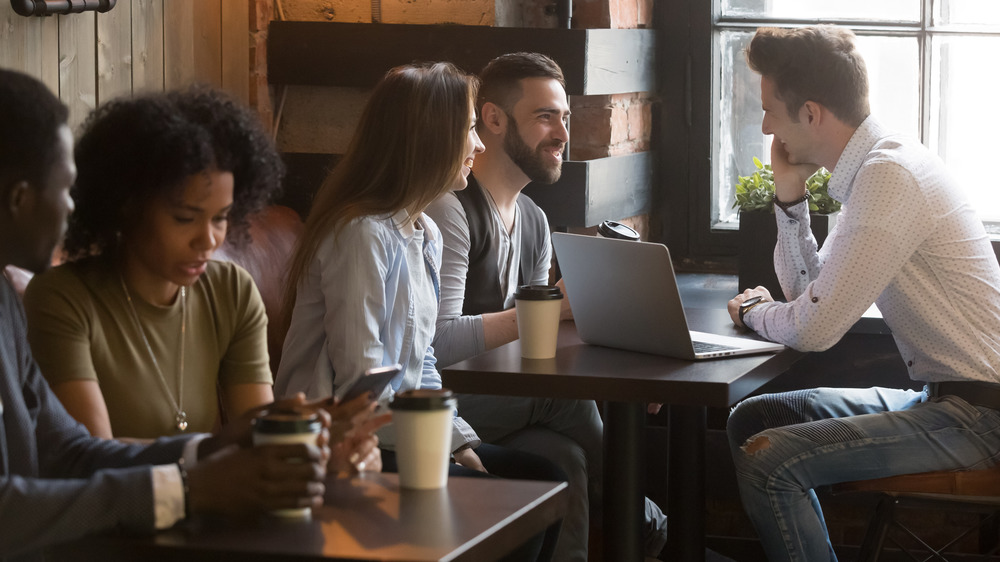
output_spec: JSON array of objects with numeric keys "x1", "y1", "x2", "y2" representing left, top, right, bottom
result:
[{"x1": 119, "y1": 275, "x2": 188, "y2": 432}]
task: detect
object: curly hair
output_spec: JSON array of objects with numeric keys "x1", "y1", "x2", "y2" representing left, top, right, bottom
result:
[
  {"x1": 0, "y1": 69, "x2": 69, "y2": 190},
  {"x1": 66, "y1": 86, "x2": 284, "y2": 259}
]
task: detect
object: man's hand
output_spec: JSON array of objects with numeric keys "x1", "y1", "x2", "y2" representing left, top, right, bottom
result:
[
  {"x1": 453, "y1": 447, "x2": 487, "y2": 473},
  {"x1": 770, "y1": 139, "x2": 820, "y2": 205},
  {"x1": 728, "y1": 286, "x2": 774, "y2": 328},
  {"x1": 555, "y1": 278, "x2": 573, "y2": 321},
  {"x1": 186, "y1": 441, "x2": 328, "y2": 517}
]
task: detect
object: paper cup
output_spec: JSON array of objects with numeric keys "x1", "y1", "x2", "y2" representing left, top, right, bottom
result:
[
  {"x1": 390, "y1": 389, "x2": 456, "y2": 490},
  {"x1": 252, "y1": 411, "x2": 322, "y2": 520},
  {"x1": 514, "y1": 285, "x2": 563, "y2": 359}
]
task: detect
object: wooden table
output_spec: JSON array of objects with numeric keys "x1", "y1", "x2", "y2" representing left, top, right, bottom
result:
[
  {"x1": 52, "y1": 473, "x2": 567, "y2": 561},
  {"x1": 441, "y1": 308, "x2": 805, "y2": 562}
]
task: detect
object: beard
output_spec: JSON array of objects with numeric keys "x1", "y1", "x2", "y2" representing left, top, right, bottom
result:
[{"x1": 503, "y1": 117, "x2": 564, "y2": 185}]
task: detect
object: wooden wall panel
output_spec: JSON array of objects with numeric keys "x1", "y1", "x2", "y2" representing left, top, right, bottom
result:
[
  {"x1": 58, "y1": 12, "x2": 98, "y2": 132},
  {"x1": 132, "y1": 0, "x2": 165, "y2": 93},
  {"x1": 221, "y1": 0, "x2": 251, "y2": 105},
  {"x1": 192, "y1": 0, "x2": 222, "y2": 87},
  {"x1": 0, "y1": 0, "x2": 266, "y2": 129},
  {"x1": 97, "y1": 0, "x2": 133, "y2": 104},
  {"x1": 0, "y1": 4, "x2": 58, "y2": 92}
]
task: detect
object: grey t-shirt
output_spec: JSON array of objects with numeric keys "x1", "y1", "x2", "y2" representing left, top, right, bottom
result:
[{"x1": 425, "y1": 192, "x2": 551, "y2": 369}]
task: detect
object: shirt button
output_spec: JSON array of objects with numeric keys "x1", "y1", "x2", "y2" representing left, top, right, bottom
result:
[
  {"x1": 811, "y1": 297, "x2": 818, "y2": 303},
  {"x1": 800, "y1": 270, "x2": 806, "y2": 275},
  {"x1": 907, "y1": 361, "x2": 913, "y2": 367}
]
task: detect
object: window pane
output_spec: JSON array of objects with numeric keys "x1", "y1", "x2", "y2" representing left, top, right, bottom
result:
[
  {"x1": 935, "y1": 0, "x2": 1000, "y2": 26},
  {"x1": 722, "y1": 0, "x2": 919, "y2": 22},
  {"x1": 713, "y1": 32, "x2": 919, "y2": 229},
  {"x1": 930, "y1": 35, "x2": 1000, "y2": 222}
]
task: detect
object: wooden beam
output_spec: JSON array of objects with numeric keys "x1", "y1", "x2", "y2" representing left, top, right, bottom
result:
[
  {"x1": 279, "y1": 151, "x2": 651, "y2": 228},
  {"x1": 267, "y1": 21, "x2": 656, "y2": 96},
  {"x1": 524, "y1": 151, "x2": 653, "y2": 227}
]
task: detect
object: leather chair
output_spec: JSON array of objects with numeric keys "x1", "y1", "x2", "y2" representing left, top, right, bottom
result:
[
  {"x1": 215, "y1": 205, "x2": 304, "y2": 376},
  {"x1": 833, "y1": 463, "x2": 1000, "y2": 560}
]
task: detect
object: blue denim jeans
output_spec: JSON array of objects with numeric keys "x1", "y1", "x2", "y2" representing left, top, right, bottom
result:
[{"x1": 727, "y1": 386, "x2": 1000, "y2": 562}]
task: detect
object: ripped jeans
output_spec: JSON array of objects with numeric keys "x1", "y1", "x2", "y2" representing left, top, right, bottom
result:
[{"x1": 727, "y1": 386, "x2": 1000, "y2": 562}]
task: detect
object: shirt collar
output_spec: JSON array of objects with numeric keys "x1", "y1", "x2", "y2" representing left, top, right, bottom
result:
[{"x1": 829, "y1": 115, "x2": 889, "y2": 203}]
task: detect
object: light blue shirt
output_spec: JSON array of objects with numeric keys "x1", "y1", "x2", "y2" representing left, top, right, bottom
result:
[{"x1": 275, "y1": 212, "x2": 480, "y2": 451}]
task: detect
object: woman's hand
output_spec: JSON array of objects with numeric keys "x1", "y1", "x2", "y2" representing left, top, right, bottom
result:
[
  {"x1": 320, "y1": 394, "x2": 392, "y2": 475},
  {"x1": 453, "y1": 447, "x2": 487, "y2": 473}
]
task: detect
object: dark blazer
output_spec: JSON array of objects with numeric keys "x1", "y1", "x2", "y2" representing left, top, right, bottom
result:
[{"x1": 0, "y1": 277, "x2": 191, "y2": 561}]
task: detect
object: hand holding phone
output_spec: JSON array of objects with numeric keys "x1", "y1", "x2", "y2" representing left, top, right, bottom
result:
[{"x1": 339, "y1": 364, "x2": 402, "y2": 402}]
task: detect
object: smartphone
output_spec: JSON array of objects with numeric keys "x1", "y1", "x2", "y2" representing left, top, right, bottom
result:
[{"x1": 339, "y1": 364, "x2": 402, "y2": 402}]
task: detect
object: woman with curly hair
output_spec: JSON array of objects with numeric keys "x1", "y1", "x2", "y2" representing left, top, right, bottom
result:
[{"x1": 23, "y1": 87, "x2": 284, "y2": 439}]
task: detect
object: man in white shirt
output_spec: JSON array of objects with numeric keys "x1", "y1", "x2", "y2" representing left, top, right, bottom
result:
[
  {"x1": 426, "y1": 52, "x2": 668, "y2": 561},
  {"x1": 726, "y1": 26, "x2": 1000, "y2": 561},
  {"x1": 0, "y1": 68, "x2": 336, "y2": 562}
]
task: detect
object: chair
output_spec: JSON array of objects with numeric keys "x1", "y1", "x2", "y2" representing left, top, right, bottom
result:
[
  {"x1": 833, "y1": 466, "x2": 1000, "y2": 560},
  {"x1": 214, "y1": 205, "x2": 304, "y2": 376}
]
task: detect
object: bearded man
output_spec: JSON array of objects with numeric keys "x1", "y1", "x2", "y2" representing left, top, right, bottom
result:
[{"x1": 425, "y1": 52, "x2": 669, "y2": 561}]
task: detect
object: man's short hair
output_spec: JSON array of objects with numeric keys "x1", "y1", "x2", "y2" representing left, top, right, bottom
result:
[
  {"x1": 478, "y1": 52, "x2": 566, "y2": 115},
  {"x1": 746, "y1": 26, "x2": 870, "y2": 127},
  {"x1": 0, "y1": 69, "x2": 69, "y2": 189}
]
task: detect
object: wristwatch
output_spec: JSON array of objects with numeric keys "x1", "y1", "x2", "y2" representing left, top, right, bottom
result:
[{"x1": 738, "y1": 296, "x2": 764, "y2": 327}]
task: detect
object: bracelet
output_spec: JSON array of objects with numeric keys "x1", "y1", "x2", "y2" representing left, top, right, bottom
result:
[
  {"x1": 774, "y1": 193, "x2": 808, "y2": 210},
  {"x1": 176, "y1": 459, "x2": 191, "y2": 520}
]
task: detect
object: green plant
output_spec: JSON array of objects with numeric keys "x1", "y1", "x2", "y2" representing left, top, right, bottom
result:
[{"x1": 732, "y1": 157, "x2": 842, "y2": 214}]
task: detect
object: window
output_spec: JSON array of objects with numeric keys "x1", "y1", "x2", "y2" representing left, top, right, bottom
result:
[{"x1": 712, "y1": 1, "x2": 1000, "y2": 232}]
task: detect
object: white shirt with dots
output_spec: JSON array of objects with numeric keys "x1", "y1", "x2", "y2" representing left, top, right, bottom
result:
[{"x1": 745, "y1": 116, "x2": 1000, "y2": 383}]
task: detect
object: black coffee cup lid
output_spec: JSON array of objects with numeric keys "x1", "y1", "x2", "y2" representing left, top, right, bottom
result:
[
  {"x1": 597, "y1": 220, "x2": 640, "y2": 241},
  {"x1": 514, "y1": 285, "x2": 563, "y2": 301},
  {"x1": 253, "y1": 411, "x2": 321, "y2": 434},
  {"x1": 391, "y1": 388, "x2": 455, "y2": 411}
]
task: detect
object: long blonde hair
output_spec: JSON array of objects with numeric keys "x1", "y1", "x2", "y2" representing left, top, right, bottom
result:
[{"x1": 283, "y1": 62, "x2": 478, "y2": 324}]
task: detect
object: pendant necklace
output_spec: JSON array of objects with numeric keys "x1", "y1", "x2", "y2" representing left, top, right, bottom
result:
[{"x1": 119, "y1": 275, "x2": 188, "y2": 432}]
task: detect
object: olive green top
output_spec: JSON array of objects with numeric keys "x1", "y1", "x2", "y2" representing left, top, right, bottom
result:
[{"x1": 24, "y1": 258, "x2": 271, "y2": 438}]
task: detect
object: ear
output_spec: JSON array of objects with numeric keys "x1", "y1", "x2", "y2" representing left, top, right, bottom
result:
[
  {"x1": 480, "y1": 102, "x2": 507, "y2": 136},
  {"x1": 6, "y1": 180, "x2": 33, "y2": 221},
  {"x1": 802, "y1": 101, "x2": 824, "y2": 127}
]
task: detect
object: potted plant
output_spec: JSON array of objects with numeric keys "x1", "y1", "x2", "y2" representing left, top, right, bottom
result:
[{"x1": 733, "y1": 157, "x2": 841, "y2": 300}]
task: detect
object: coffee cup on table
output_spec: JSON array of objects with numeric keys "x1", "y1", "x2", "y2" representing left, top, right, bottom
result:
[
  {"x1": 252, "y1": 410, "x2": 322, "y2": 520},
  {"x1": 390, "y1": 389, "x2": 455, "y2": 490},
  {"x1": 514, "y1": 284, "x2": 564, "y2": 359}
]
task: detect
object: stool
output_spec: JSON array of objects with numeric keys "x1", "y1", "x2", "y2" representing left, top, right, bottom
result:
[{"x1": 833, "y1": 466, "x2": 1000, "y2": 561}]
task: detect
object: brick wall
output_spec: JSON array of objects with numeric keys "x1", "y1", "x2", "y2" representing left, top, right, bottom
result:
[
  {"x1": 567, "y1": 0, "x2": 655, "y2": 240},
  {"x1": 269, "y1": 1, "x2": 655, "y2": 239}
]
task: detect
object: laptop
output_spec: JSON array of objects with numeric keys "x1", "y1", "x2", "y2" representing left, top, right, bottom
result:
[{"x1": 551, "y1": 232, "x2": 786, "y2": 360}]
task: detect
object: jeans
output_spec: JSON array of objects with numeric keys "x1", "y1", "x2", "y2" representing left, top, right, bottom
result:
[{"x1": 727, "y1": 386, "x2": 1000, "y2": 562}]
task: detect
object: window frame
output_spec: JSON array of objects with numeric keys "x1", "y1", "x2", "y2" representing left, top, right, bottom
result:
[{"x1": 655, "y1": 0, "x2": 1000, "y2": 266}]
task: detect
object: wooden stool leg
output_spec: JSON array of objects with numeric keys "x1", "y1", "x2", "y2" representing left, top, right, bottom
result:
[{"x1": 857, "y1": 495, "x2": 896, "y2": 562}]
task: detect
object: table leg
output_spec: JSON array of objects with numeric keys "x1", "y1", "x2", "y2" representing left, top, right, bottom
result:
[
  {"x1": 603, "y1": 400, "x2": 645, "y2": 561},
  {"x1": 666, "y1": 405, "x2": 707, "y2": 562}
]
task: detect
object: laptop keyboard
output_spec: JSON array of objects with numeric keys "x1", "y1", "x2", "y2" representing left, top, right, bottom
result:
[{"x1": 693, "y1": 340, "x2": 740, "y2": 354}]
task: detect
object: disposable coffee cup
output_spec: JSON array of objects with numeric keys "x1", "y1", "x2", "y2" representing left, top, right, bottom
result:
[
  {"x1": 252, "y1": 410, "x2": 322, "y2": 519},
  {"x1": 514, "y1": 285, "x2": 563, "y2": 359},
  {"x1": 597, "y1": 220, "x2": 640, "y2": 241},
  {"x1": 390, "y1": 389, "x2": 455, "y2": 490}
]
